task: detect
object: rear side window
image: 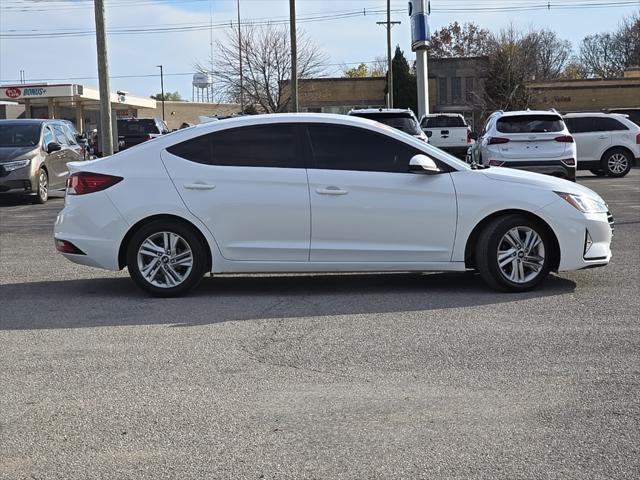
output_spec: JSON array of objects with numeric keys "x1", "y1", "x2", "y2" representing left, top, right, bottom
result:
[
  {"x1": 118, "y1": 119, "x2": 160, "y2": 135},
  {"x1": 496, "y1": 115, "x2": 564, "y2": 134},
  {"x1": 167, "y1": 124, "x2": 300, "y2": 168},
  {"x1": 564, "y1": 117, "x2": 594, "y2": 134},
  {"x1": 422, "y1": 116, "x2": 466, "y2": 128},
  {"x1": 593, "y1": 117, "x2": 628, "y2": 132},
  {"x1": 307, "y1": 124, "x2": 421, "y2": 173}
]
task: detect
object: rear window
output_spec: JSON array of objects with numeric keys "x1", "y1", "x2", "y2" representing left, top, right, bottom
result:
[
  {"x1": 117, "y1": 119, "x2": 160, "y2": 135},
  {"x1": 422, "y1": 116, "x2": 466, "y2": 128},
  {"x1": 350, "y1": 113, "x2": 422, "y2": 136},
  {"x1": 496, "y1": 115, "x2": 564, "y2": 134}
]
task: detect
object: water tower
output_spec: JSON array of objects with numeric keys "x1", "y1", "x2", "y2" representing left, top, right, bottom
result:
[{"x1": 192, "y1": 73, "x2": 214, "y2": 102}]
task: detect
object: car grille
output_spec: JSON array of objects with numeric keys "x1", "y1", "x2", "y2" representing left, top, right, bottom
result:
[{"x1": 607, "y1": 211, "x2": 615, "y2": 234}]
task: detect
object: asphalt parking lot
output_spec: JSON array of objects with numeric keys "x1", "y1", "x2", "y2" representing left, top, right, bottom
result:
[{"x1": 1, "y1": 170, "x2": 639, "y2": 480}]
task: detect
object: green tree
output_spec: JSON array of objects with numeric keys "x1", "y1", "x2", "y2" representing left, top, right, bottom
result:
[
  {"x1": 390, "y1": 46, "x2": 417, "y2": 112},
  {"x1": 429, "y1": 21, "x2": 492, "y2": 58},
  {"x1": 343, "y1": 63, "x2": 370, "y2": 78},
  {"x1": 151, "y1": 91, "x2": 182, "y2": 101}
]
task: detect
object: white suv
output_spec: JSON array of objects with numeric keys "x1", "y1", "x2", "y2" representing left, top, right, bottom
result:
[
  {"x1": 468, "y1": 110, "x2": 577, "y2": 181},
  {"x1": 563, "y1": 113, "x2": 640, "y2": 177}
]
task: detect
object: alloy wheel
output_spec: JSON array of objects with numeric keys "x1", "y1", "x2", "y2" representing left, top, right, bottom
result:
[
  {"x1": 607, "y1": 153, "x2": 628, "y2": 175},
  {"x1": 136, "y1": 231, "x2": 193, "y2": 288},
  {"x1": 496, "y1": 226, "x2": 546, "y2": 284},
  {"x1": 39, "y1": 170, "x2": 48, "y2": 201}
]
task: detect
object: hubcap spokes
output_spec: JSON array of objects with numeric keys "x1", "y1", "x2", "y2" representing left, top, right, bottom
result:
[
  {"x1": 137, "y1": 231, "x2": 193, "y2": 288},
  {"x1": 39, "y1": 172, "x2": 48, "y2": 199},
  {"x1": 497, "y1": 226, "x2": 545, "y2": 284},
  {"x1": 608, "y1": 154, "x2": 628, "y2": 174}
]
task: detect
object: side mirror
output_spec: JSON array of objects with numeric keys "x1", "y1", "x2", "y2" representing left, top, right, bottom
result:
[
  {"x1": 46, "y1": 142, "x2": 62, "y2": 154},
  {"x1": 469, "y1": 131, "x2": 478, "y2": 141},
  {"x1": 409, "y1": 154, "x2": 441, "y2": 174}
]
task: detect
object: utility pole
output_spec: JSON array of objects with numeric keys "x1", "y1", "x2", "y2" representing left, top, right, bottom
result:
[
  {"x1": 156, "y1": 65, "x2": 165, "y2": 121},
  {"x1": 377, "y1": 0, "x2": 400, "y2": 108},
  {"x1": 289, "y1": 0, "x2": 298, "y2": 112},
  {"x1": 94, "y1": 0, "x2": 113, "y2": 156},
  {"x1": 237, "y1": 0, "x2": 244, "y2": 113}
]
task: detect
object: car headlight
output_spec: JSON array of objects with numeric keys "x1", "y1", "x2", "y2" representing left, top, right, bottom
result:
[
  {"x1": 2, "y1": 159, "x2": 31, "y2": 172},
  {"x1": 555, "y1": 191, "x2": 608, "y2": 213}
]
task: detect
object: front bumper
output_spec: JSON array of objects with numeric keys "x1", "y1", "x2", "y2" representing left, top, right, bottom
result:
[
  {"x1": 539, "y1": 200, "x2": 613, "y2": 271},
  {"x1": 0, "y1": 165, "x2": 36, "y2": 193}
]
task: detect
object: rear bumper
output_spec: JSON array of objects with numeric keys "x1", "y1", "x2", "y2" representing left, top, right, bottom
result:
[{"x1": 498, "y1": 160, "x2": 576, "y2": 181}]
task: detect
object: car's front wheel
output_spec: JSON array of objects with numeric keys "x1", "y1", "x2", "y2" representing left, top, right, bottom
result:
[
  {"x1": 475, "y1": 214, "x2": 553, "y2": 292},
  {"x1": 602, "y1": 148, "x2": 632, "y2": 177},
  {"x1": 126, "y1": 220, "x2": 207, "y2": 297},
  {"x1": 32, "y1": 168, "x2": 48, "y2": 204}
]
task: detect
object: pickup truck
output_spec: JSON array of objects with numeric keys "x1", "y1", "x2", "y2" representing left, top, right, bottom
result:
[{"x1": 419, "y1": 113, "x2": 471, "y2": 158}]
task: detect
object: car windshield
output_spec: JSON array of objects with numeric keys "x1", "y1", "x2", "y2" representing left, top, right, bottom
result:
[
  {"x1": 352, "y1": 113, "x2": 422, "y2": 136},
  {"x1": 0, "y1": 124, "x2": 41, "y2": 147},
  {"x1": 117, "y1": 119, "x2": 160, "y2": 135},
  {"x1": 422, "y1": 116, "x2": 467, "y2": 128},
  {"x1": 496, "y1": 115, "x2": 564, "y2": 133}
]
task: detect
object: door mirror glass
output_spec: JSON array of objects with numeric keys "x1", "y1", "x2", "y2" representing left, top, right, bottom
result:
[
  {"x1": 47, "y1": 142, "x2": 62, "y2": 154},
  {"x1": 409, "y1": 154, "x2": 441, "y2": 174}
]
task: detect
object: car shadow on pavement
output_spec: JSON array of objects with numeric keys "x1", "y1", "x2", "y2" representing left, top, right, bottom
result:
[{"x1": 0, "y1": 272, "x2": 576, "y2": 330}]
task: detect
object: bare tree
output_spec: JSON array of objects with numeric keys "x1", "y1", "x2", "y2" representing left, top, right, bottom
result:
[
  {"x1": 579, "y1": 33, "x2": 625, "y2": 78},
  {"x1": 521, "y1": 29, "x2": 572, "y2": 80},
  {"x1": 195, "y1": 24, "x2": 327, "y2": 113},
  {"x1": 616, "y1": 10, "x2": 640, "y2": 69}
]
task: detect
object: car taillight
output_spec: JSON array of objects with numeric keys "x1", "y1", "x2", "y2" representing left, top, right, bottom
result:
[
  {"x1": 555, "y1": 135, "x2": 574, "y2": 143},
  {"x1": 55, "y1": 239, "x2": 85, "y2": 255},
  {"x1": 488, "y1": 160, "x2": 505, "y2": 166},
  {"x1": 636, "y1": 132, "x2": 640, "y2": 144},
  {"x1": 488, "y1": 137, "x2": 510, "y2": 145},
  {"x1": 561, "y1": 158, "x2": 576, "y2": 166},
  {"x1": 467, "y1": 130, "x2": 472, "y2": 144},
  {"x1": 66, "y1": 172, "x2": 123, "y2": 195}
]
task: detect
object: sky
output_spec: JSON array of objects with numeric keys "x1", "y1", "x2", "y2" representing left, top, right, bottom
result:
[{"x1": 1, "y1": 0, "x2": 639, "y2": 100}]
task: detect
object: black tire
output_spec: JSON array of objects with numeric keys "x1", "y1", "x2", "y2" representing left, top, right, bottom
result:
[
  {"x1": 475, "y1": 214, "x2": 553, "y2": 292},
  {"x1": 602, "y1": 148, "x2": 632, "y2": 178},
  {"x1": 126, "y1": 220, "x2": 207, "y2": 297},
  {"x1": 589, "y1": 168, "x2": 606, "y2": 177},
  {"x1": 32, "y1": 167, "x2": 48, "y2": 204}
]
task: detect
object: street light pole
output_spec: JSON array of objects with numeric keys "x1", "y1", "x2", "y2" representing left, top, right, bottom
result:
[
  {"x1": 376, "y1": 0, "x2": 400, "y2": 108},
  {"x1": 289, "y1": 0, "x2": 298, "y2": 112},
  {"x1": 237, "y1": 0, "x2": 244, "y2": 113},
  {"x1": 157, "y1": 65, "x2": 165, "y2": 121},
  {"x1": 94, "y1": 0, "x2": 113, "y2": 156}
]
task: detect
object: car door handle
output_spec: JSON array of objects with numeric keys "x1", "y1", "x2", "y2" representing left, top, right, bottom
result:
[
  {"x1": 184, "y1": 182, "x2": 216, "y2": 190},
  {"x1": 316, "y1": 186, "x2": 348, "y2": 195},
  {"x1": 597, "y1": 135, "x2": 608, "y2": 139}
]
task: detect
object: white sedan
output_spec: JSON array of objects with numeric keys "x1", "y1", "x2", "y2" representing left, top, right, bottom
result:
[{"x1": 54, "y1": 113, "x2": 613, "y2": 297}]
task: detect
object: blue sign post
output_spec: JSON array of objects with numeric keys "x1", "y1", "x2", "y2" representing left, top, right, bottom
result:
[{"x1": 408, "y1": 0, "x2": 431, "y2": 117}]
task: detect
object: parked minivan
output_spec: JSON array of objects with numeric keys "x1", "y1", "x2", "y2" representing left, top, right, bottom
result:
[
  {"x1": 563, "y1": 113, "x2": 640, "y2": 177},
  {"x1": 0, "y1": 119, "x2": 85, "y2": 203}
]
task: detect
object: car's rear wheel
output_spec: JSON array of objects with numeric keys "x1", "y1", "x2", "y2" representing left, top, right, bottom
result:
[
  {"x1": 589, "y1": 168, "x2": 606, "y2": 177},
  {"x1": 602, "y1": 148, "x2": 632, "y2": 177},
  {"x1": 126, "y1": 220, "x2": 207, "y2": 297},
  {"x1": 32, "y1": 168, "x2": 48, "y2": 204},
  {"x1": 475, "y1": 214, "x2": 553, "y2": 292}
]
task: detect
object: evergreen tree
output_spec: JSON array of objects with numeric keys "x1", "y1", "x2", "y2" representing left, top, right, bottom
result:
[{"x1": 390, "y1": 46, "x2": 417, "y2": 113}]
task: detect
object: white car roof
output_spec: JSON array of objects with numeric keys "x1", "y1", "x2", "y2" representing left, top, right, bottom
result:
[
  {"x1": 563, "y1": 112, "x2": 626, "y2": 118},
  {"x1": 498, "y1": 110, "x2": 561, "y2": 117},
  {"x1": 349, "y1": 108, "x2": 415, "y2": 115}
]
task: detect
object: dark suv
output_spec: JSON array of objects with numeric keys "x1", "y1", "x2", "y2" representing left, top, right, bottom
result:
[
  {"x1": 117, "y1": 117, "x2": 169, "y2": 151},
  {"x1": 0, "y1": 119, "x2": 85, "y2": 203}
]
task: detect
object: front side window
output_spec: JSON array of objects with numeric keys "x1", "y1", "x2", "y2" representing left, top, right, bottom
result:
[
  {"x1": 52, "y1": 125, "x2": 69, "y2": 145},
  {"x1": 167, "y1": 124, "x2": 300, "y2": 168},
  {"x1": 496, "y1": 115, "x2": 564, "y2": 134},
  {"x1": 564, "y1": 117, "x2": 595, "y2": 134},
  {"x1": 43, "y1": 127, "x2": 55, "y2": 146},
  {"x1": 307, "y1": 124, "x2": 421, "y2": 173}
]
